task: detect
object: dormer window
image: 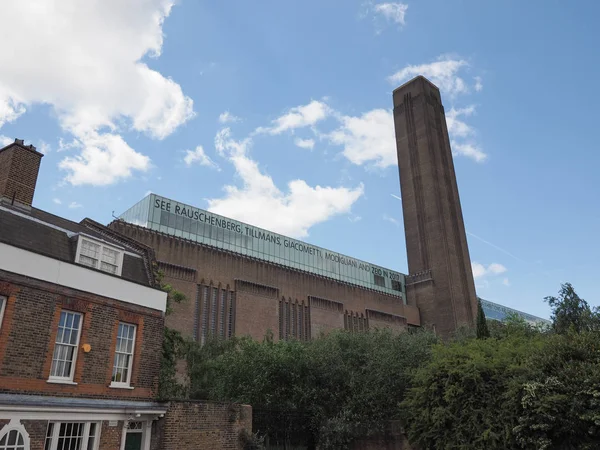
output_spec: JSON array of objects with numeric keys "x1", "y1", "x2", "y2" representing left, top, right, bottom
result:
[{"x1": 75, "y1": 237, "x2": 123, "y2": 276}]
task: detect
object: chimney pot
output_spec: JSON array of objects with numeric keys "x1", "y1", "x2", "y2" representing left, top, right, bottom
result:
[{"x1": 15, "y1": 138, "x2": 24, "y2": 145}]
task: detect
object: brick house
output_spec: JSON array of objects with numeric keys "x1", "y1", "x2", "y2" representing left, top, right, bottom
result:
[{"x1": 0, "y1": 140, "x2": 168, "y2": 450}]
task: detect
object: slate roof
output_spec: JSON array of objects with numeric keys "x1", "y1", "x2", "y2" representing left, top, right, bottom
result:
[{"x1": 0, "y1": 203, "x2": 156, "y2": 287}]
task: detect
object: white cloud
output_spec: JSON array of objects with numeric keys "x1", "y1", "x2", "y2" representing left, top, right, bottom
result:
[
  {"x1": 0, "y1": 0, "x2": 194, "y2": 185},
  {"x1": 294, "y1": 138, "x2": 315, "y2": 150},
  {"x1": 348, "y1": 215, "x2": 362, "y2": 223},
  {"x1": 38, "y1": 140, "x2": 51, "y2": 154},
  {"x1": 383, "y1": 214, "x2": 400, "y2": 226},
  {"x1": 502, "y1": 278, "x2": 511, "y2": 287},
  {"x1": 328, "y1": 109, "x2": 396, "y2": 168},
  {"x1": 0, "y1": 135, "x2": 12, "y2": 147},
  {"x1": 472, "y1": 262, "x2": 507, "y2": 279},
  {"x1": 474, "y1": 76, "x2": 483, "y2": 92},
  {"x1": 446, "y1": 107, "x2": 487, "y2": 162},
  {"x1": 451, "y1": 141, "x2": 487, "y2": 163},
  {"x1": 0, "y1": 93, "x2": 25, "y2": 128},
  {"x1": 373, "y1": 2, "x2": 408, "y2": 26},
  {"x1": 68, "y1": 201, "x2": 82, "y2": 209},
  {"x1": 446, "y1": 106, "x2": 476, "y2": 138},
  {"x1": 58, "y1": 132, "x2": 150, "y2": 186},
  {"x1": 183, "y1": 145, "x2": 220, "y2": 170},
  {"x1": 255, "y1": 100, "x2": 330, "y2": 135},
  {"x1": 219, "y1": 111, "x2": 240, "y2": 124},
  {"x1": 388, "y1": 56, "x2": 470, "y2": 97},
  {"x1": 53, "y1": 198, "x2": 62, "y2": 205},
  {"x1": 208, "y1": 128, "x2": 364, "y2": 238}
]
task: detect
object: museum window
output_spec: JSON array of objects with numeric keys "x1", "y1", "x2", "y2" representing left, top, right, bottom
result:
[
  {"x1": 200, "y1": 286, "x2": 234, "y2": 343},
  {"x1": 391, "y1": 280, "x2": 402, "y2": 292},
  {"x1": 111, "y1": 322, "x2": 136, "y2": 387},
  {"x1": 44, "y1": 422, "x2": 99, "y2": 450},
  {"x1": 75, "y1": 237, "x2": 123, "y2": 276},
  {"x1": 220, "y1": 290, "x2": 227, "y2": 339},
  {"x1": 0, "y1": 296, "x2": 6, "y2": 331},
  {"x1": 228, "y1": 292, "x2": 235, "y2": 338},
  {"x1": 374, "y1": 274, "x2": 385, "y2": 287},
  {"x1": 201, "y1": 285, "x2": 209, "y2": 344},
  {"x1": 210, "y1": 287, "x2": 218, "y2": 335},
  {"x1": 49, "y1": 310, "x2": 82, "y2": 383}
]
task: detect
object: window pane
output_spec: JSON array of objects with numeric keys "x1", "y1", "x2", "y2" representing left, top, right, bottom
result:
[
  {"x1": 7, "y1": 431, "x2": 16, "y2": 445},
  {"x1": 112, "y1": 323, "x2": 135, "y2": 384},
  {"x1": 102, "y1": 247, "x2": 118, "y2": 265},
  {"x1": 50, "y1": 311, "x2": 81, "y2": 379},
  {"x1": 100, "y1": 262, "x2": 118, "y2": 274}
]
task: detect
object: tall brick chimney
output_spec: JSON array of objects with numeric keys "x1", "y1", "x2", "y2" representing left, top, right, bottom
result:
[
  {"x1": 393, "y1": 76, "x2": 478, "y2": 337},
  {"x1": 0, "y1": 138, "x2": 44, "y2": 207}
]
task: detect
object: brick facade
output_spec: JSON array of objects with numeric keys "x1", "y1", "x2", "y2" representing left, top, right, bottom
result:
[
  {"x1": 159, "y1": 401, "x2": 251, "y2": 450},
  {"x1": 109, "y1": 222, "x2": 420, "y2": 343},
  {"x1": 0, "y1": 270, "x2": 163, "y2": 400}
]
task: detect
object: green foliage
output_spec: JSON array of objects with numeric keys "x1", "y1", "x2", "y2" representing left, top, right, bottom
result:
[
  {"x1": 155, "y1": 269, "x2": 186, "y2": 315},
  {"x1": 401, "y1": 282, "x2": 600, "y2": 450},
  {"x1": 514, "y1": 331, "x2": 600, "y2": 450},
  {"x1": 545, "y1": 283, "x2": 600, "y2": 334},
  {"x1": 400, "y1": 333, "x2": 543, "y2": 450},
  {"x1": 155, "y1": 268, "x2": 188, "y2": 399},
  {"x1": 155, "y1": 280, "x2": 600, "y2": 449},
  {"x1": 476, "y1": 299, "x2": 490, "y2": 339},
  {"x1": 158, "y1": 326, "x2": 187, "y2": 400},
  {"x1": 238, "y1": 429, "x2": 266, "y2": 450},
  {"x1": 203, "y1": 329, "x2": 437, "y2": 449}
]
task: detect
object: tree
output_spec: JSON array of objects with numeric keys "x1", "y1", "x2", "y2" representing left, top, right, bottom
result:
[
  {"x1": 545, "y1": 283, "x2": 600, "y2": 334},
  {"x1": 476, "y1": 298, "x2": 490, "y2": 339},
  {"x1": 514, "y1": 331, "x2": 600, "y2": 449},
  {"x1": 206, "y1": 329, "x2": 438, "y2": 450},
  {"x1": 400, "y1": 334, "x2": 543, "y2": 450}
]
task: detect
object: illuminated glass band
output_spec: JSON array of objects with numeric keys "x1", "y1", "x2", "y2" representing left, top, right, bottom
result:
[{"x1": 119, "y1": 194, "x2": 406, "y2": 300}]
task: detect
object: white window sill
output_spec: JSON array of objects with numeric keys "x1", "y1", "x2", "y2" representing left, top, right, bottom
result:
[
  {"x1": 109, "y1": 382, "x2": 134, "y2": 390},
  {"x1": 47, "y1": 379, "x2": 78, "y2": 385}
]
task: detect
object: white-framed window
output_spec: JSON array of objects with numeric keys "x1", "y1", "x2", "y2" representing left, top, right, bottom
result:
[
  {"x1": 0, "y1": 419, "x2": 30, "y2": 450},
  {"x1": 75, "y1": 237, "x2": 123, "y2": 276},
  {"x1": 44, "y1": 422, "x2": 100, "y2": 450},
  {"x1": 49, "y1": 310, "x2": 83, "y2": 382},
  {"x1": 0, "y1": 296, "x2": 6, "y2": 330},
  {"x1": 111, "y1": 322, "x2": 136, "y2": 387}
]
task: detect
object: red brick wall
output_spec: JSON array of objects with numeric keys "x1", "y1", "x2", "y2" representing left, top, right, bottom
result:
[
  {"x1": 159, "y1": 401, "x2": 252, "y2": 450},
  {"x1": 109, "y1": 223, "x2": 420, "y2": 342},
  {"x1": 0, "y1": 270, "x2": 163, "y2": 401},
  {"x1": 310, "y1": 297, "x2": 344, "y2": 338},
  {"x1": 0, "y1": 143, "x2": 42, "y2": 206},
  {"x1": 235, "y1": 290, "x2": 279, "y2": 341},
  {"x1": 98, "y1": 421, "x2": 124, "y2": 449}
]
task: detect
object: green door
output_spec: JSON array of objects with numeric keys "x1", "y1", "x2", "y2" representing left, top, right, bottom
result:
[{"x1": 124, "y1": 432, "x2": 143, "y2": 450}]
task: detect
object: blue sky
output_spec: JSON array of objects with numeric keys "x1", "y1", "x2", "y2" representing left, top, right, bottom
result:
[{"x1": 1, "y1": 0, "x2": 599, "y2": 318}]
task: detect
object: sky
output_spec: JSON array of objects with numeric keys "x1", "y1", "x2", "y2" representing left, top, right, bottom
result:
[{"x1": 1, "y1": 0, "x2": 599, "y2": 319}]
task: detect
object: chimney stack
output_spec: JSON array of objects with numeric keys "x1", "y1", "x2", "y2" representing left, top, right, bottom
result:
[{"x1": 0, "y1": 138, "x2": 44, "y2": 208}]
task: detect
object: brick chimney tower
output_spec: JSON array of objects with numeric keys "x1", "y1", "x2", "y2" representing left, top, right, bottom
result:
[
  {"x1": 0, "y1": 138, "x2": 44, "y2": 208},
  {"x1": 393, "y1": 76, "x2": 478, "y2": 337}
]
